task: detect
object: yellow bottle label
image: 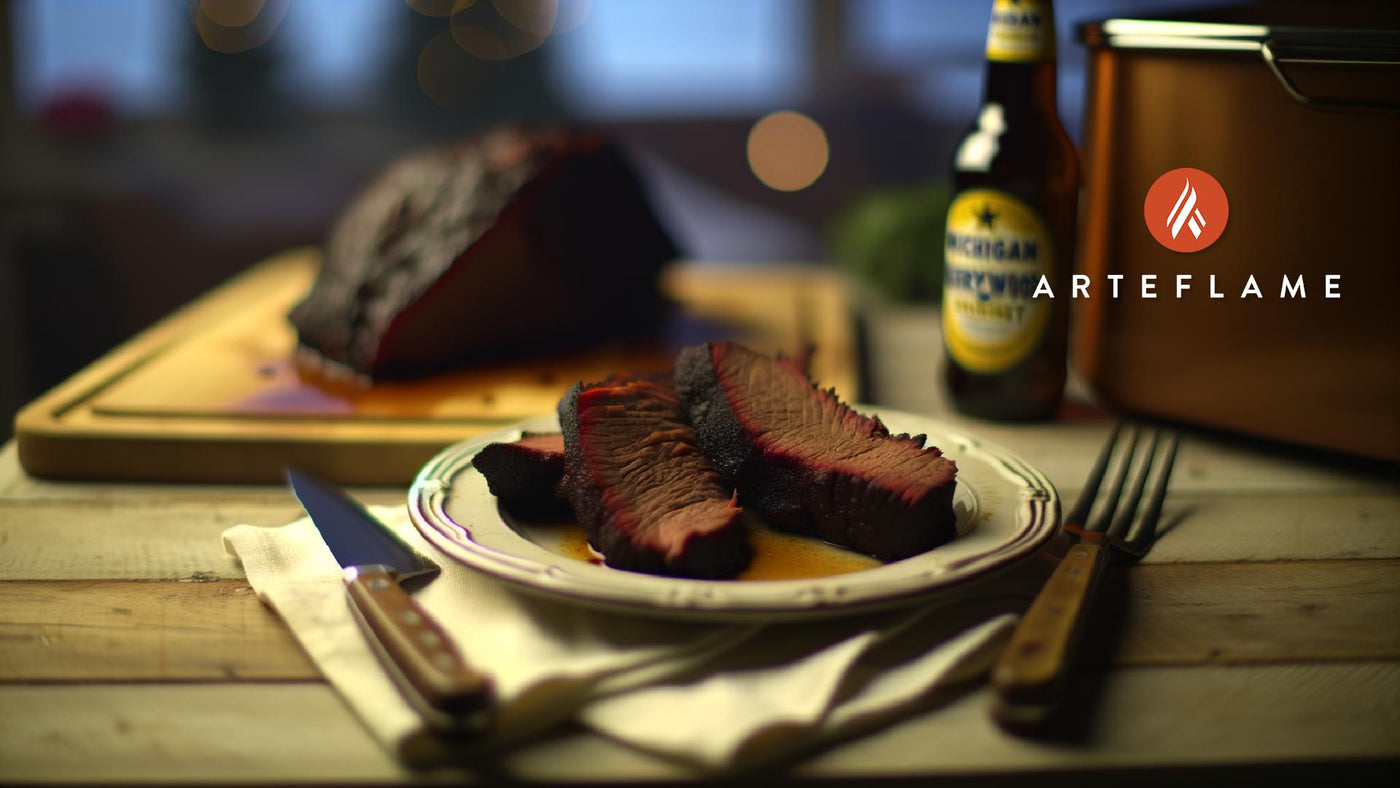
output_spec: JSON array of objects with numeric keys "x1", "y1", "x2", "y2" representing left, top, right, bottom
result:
[
  {"x1": 942, "y1": 189, "x2": 1053, "y2": 373},
  {"x1": 985, "y1": 0, "x2": 1055, "y2": 62}
]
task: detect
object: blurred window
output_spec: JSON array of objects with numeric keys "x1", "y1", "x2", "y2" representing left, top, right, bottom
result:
[
  {"x1": 275, "y1": 0, "x2": 396, "y2": 106},
  {"x1": 9, "y1": 0, "x2": 1234, "y2": 122},
  {"x1": 9, "y1": 0, "x2": 395, "y2": 115},
  {"x1": 11, "y1": 0, "x2": 807, "y2": 119},
  {"x1": 848, "y1": 0, "x2": 1235, "y2": 133},
  {"x1": 546, "y1": 0, "x2": 808, "y2": 118},
  {"x1": 11, "y1": 0, "x2": 183, "y2": 113}
]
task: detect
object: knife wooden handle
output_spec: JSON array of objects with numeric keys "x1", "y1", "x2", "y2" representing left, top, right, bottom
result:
[
  {"x1": 346, "y1": 568, "x2": 494, "y2": 730},
  {"x1": 990, "y1": 542, "x2": 1107, "y2": 730}
]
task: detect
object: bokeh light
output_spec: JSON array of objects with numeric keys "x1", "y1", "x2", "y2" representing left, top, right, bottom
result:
[
  {"x1": 199, "y1": 0, "x2": 267, "y2": 28},
  {"x1": 404, "y1": 0, "x2": 460, "y2": 17},
  {"x1": 192, "y1": 0, "x2": 288, "y2": 53},
  {"x1": 452, "y1": 16, "x2": 546, "y2": 60},
  {"x1": 449, "y1": 0, "x2": 556, "y2": 61},
  {"x1": 450, "y1": 25, "x2": 510, "y2": 61},
  {"x1": 550, "y1": 0, "x2": 592, "y2": 34},
  {"x1": 746, "y1": 111, "x2": 830, "y2": 192},
  {"x1": 417, "y1": 30, "x2": 497, "y2": 105},
  {"x1": 414, "y1": 0, "x2": 593, "y2": 100},
  {"x1": 491, "y1": 0, "x2": 558, "y2": 36}
]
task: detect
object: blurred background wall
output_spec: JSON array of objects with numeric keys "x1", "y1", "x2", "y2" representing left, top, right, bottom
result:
[{"x1": 0, "y1": 0, "x2": 1231, "y2": 440}]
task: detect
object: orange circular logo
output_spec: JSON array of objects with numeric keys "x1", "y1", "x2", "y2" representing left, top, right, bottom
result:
[{"x1": 1143, "y1": 167, "x2": 1229, "y2": 253}]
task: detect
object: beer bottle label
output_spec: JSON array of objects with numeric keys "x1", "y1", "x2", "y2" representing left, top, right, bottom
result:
[
  {"x1": 942, "y1": 189, "x2": 1053, "y2": 373},
  {"x1": 985, "y1": 0, "x2": 1055, "y2": 63}
]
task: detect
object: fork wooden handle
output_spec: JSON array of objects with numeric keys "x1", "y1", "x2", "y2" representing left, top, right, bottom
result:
[{"x1": 990, "y1": 542, "x2": 1107, "y2": 730}]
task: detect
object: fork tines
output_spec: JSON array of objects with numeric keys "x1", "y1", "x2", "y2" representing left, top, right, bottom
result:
[{"x1": 1070, "y1": 424, "x2": 1180, "y2": 555}]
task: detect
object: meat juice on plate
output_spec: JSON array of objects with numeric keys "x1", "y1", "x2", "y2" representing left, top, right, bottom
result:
[{"x1": 547, "y1": 518, "x2": 881, "y2": 580}]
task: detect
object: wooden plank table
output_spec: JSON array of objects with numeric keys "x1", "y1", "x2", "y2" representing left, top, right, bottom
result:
[{"x1": 3, "y1": 294, "x2": 1399, "y2": 784}]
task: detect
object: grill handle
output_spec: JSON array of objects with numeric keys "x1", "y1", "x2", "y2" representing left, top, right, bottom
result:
[{"x1": 1261, "y1": 37, "x2": 1400, "y2": 113}]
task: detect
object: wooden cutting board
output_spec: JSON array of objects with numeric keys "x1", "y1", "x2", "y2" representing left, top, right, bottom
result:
[{"x1": 15, "y1": 248, "x2": 859, "y2": 484}]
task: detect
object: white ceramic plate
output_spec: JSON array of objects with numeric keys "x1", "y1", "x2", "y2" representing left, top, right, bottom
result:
[{"x1": 408, "y1": 409, "x2": 1058, "y2": 621}]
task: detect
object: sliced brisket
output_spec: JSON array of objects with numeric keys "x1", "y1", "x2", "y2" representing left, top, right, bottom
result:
[
  {"x1": 471, "y1": 432, "x2": 571, "y2": 520},
  {"x1": 558, "y1": 376, "x2": 750, "y2": 579},
  {"x1": 675, "y1": 342, "x2": 957, "y2": 562}
]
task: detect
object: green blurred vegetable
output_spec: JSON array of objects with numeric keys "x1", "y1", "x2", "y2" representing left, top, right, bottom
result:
[{"x1": 828, "y1": 182, "x2": 950, "y2": 304}]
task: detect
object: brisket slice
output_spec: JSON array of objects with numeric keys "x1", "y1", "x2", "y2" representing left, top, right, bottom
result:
[
  {"x1": 289, "y1": 126, "x2": 678, "y2": 380},
  {"x1": 675, "y1": 342, "x2": 957, "y2": 562},
  {"x1": 471, "y1": 432, "x2": 571, "y2": 520},
  {"x1": 558, "y1": 376, "x2": 750, "y2": 579}
]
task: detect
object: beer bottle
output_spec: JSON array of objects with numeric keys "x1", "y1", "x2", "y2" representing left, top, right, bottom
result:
[{"x1": 941, "y1": 0, "x2": 1079, "y2": 421}]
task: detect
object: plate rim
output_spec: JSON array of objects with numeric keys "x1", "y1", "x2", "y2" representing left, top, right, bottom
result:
[{"x1": 408, "y1": 408, "x2": 1060, "y2": 622}]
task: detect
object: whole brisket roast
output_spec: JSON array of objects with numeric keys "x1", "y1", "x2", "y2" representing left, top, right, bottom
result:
[
  {"x1": 675, "y1": 342, "x2": 957, "y2": 562},
  {"x1": 558, "y1": 376, "x2": 750, "y2": 579},
  {"x1": 290, "y1": 126, "x2": 678, "y2": 379},
  {"x1": 470, "y1": 432, "x2": 571, "y2": 520}
]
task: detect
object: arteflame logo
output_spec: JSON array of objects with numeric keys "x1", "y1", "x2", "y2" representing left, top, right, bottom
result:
[
  {"x1": 1144, "y1": 167, "x2": 1229, "y2": 253},
  {"x1": 1168, "y1": 180, "x2": 1206, "y2": 239}
]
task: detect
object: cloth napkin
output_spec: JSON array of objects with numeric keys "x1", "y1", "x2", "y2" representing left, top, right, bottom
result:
[{"x1": 224, "y1": 506, "x2": 1020, "y2": 771}]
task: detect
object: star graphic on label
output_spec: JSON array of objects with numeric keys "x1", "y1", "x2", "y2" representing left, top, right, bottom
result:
[{"x1": 976, "y1": 203, "x2": 998, "y2": 230}]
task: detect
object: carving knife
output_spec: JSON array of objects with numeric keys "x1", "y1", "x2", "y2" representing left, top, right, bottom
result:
[{"x1": 285, "y1": 467, "x2": 494, "y2": 734}]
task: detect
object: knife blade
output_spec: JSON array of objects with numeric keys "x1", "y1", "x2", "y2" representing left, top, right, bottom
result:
[{"x1": 285, "y1": 467, "x2": 494, "y2": 734}]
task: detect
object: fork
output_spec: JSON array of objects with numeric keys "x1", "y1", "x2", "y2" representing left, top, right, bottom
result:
[{"x1": 990, "y1": 424, "x2": 1180, "y2": 730}]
